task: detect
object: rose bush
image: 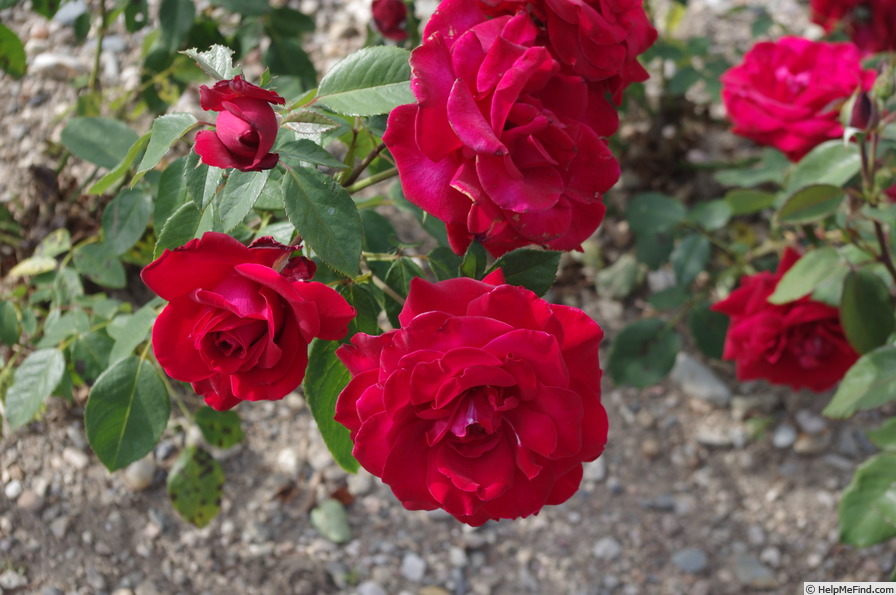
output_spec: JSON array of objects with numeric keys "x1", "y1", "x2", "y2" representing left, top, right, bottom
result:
[
  {"x1": 142, "y1": 232, "x2": 356, "y2": 411},
  {"x1": 810, "y1": 0, "x2": 896, "y2": 54},
  {"x1": 371, "y1": 0, "x2": 409, "y2": 41},
  {"x1": 334, "y1": 270, "x2": 608, "y2": 526},
  {"x1": 720, "y1": 36, "x2": 876, "y2": 161},
  {"x1": 384, "y1": 6, "x2": 620, "y2": 257},
  {"x1": 194, "y1": 75, "x2": 285, "y2": 172},
  {"x1": 472, "y1": 0, "x2": 657, "y2": 101},
  {"x1": 711, "y1": 248, "x2": 859, "y2": 392}
]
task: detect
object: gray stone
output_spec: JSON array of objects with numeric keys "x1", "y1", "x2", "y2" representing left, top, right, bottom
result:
[
  {"x1": 795, "y1": 410, "x2": 827, "y2": 435},
  {"x1": 276, "y1": 447, "x2": 303, "y2": 476},
  {"x1": 0, "y1": 569, "x2": 28, "y2": 590},
  {"x1": 49, "y1": 516, "x2": 70, "y2": 539},
  {"x1": 52, "y1": 0, "x2": 88, "y2": 24},
  {"x1": 670, "y1": 353, "x2": 731, "y2": 407},
  {"x1": 123, "y1": 457, "x2": 156, "y2": 492},
  {"x1": 357, "y1": 580, "x2": 388, "y2": 595},
  {"x1": 62, "y1": 446, "x2": 89, "y2": 470},
  {"x1": 30, "y1": 53, "x2": 90, "y2": 79},
  {"x1": 671, "y1": 548, "x2": 708, "y2": 574},
  {"x1": 734, "y1": 552, "x2": 777, "y2": 588},
  {"x1": 772, "y1": 424, "x2": 797, "y2": 449},
  {"x1": 16, "y1": 489, "x2": 45, "y2": 513},
  {"x1": 583, "y1": 457, "x2": 606, "y2": 482},
  {"x1": 400, "y1": 552, "x2": 426, "y2": 582},
  {"x1": 4, "y1": 479, "x2": 23, "y2": 500},
  {"x1": 593, "y1": 537, "x2": 622, "y2": 560}
]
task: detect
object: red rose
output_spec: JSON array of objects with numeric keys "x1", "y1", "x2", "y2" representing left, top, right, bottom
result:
[
  {"x1": 384, "y1": 8, "x2": 620, "y2": 257},
  {"x1": 721, "y1": 36, "x2": 876, "y2": 161},
  {"x1": 372, "y1": 0, "x2": 408, "y2": 41},
  {"x1": 811, "y1": 0, "x2": 896, "y2": 54},
  {"x1": 335, "y1": 270, "x2": 607, "y2": 526},
  {"x1": 711, "y1": 248, "x2": 859, "y2": 392},
  {"x1": 142, "y1": 232, "x2": 356, "y2": 411},
  {"x1": 194, "y1": 76, "x2": 286, "y2": 172},
  {"x1": 467, "y1": 0, "x2": 657, "y2": 102}
]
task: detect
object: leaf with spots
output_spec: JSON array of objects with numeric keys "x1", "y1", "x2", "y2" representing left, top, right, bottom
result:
[
  {"x1": 194, "y1": 407, "x2": 244, "y2": 449},
  {"x1": 167, "y1": 446, "x2": 225, "y2": 528}
]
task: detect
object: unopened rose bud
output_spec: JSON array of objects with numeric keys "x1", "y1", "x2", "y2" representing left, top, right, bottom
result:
[
  {"x1": 848, "y1": 90, "x2": 879, "y2": 131},
  {"x1": 371, "y1": 0, "x2": 408, "y2": 41}
]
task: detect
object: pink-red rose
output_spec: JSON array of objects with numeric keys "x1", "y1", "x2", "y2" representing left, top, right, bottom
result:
[
  {"x1": 720, "y1": 36, "x2": 876, "y2": 161},
  {"x1": 811, "y1": 0, "x2": 896, "y2": 54},
  {"x1": 711, "y1": 248, "x2": 859, "y2": 392},
  {"x1": 384, "y1": 7, "x2": 620, "y2": 257},
  {"x1": 142, "y1": 232, "x2": 356, "y2": 411},
  {"x1": 470, "y1": 0, "x2": 657, "y2": 102},
  {"x1": 335, "y1": 270, "x2": 607, "y2": 526},
  {"x1": 372, "y1": 0, "x2": 408, "y2": 41},
  {"x1": 194, "y1": 76, "x2": 286, "y2": 172}
]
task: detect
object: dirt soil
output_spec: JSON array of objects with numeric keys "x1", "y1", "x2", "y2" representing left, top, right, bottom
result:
[{"x1": 2, "y1": 1, "x2": 895, "y2": 594}]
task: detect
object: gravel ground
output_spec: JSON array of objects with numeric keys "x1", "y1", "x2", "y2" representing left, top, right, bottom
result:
[{"x1": 3, "y1": 1, "x2": 894, "y2": 594}]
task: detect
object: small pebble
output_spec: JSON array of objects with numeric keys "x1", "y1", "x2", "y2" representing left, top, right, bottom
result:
[
  {"x1": 17, "y1": 489, "x2": 45, "y2": 513},
  {"x1": 62, "y1": 447, "x2": 89, "y2": 470},
  {"x1": 123, "y1": 457, "x2": 156, "y2": 492},
  {"x1": 671, "y1": 548, "x2": 708, "y2": 574},
  {"x1": 356, "y1": 581, "x2": 387, "y2": 595},
  {"x1": 771, "y1": 424, "x2": 797, "y2": 449},
  {"x1": 593, "y1": 537, "x2": 622, "y2": 561},
  {"x1": 400, "y1": 552, "x2": 426, "y2": 582},
  {"x1": 4, "y1": 479, "x2": 23, "y2": 500}
]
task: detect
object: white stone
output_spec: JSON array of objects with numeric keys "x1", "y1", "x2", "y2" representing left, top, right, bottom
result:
[
  {"x1": 123, "y1": 457, "x2": 156, "y2": 492},
  {"x1": 400, "y1": 552, "x2": 426, "y2": 582},
  {"x1": 4, "y1": 479, "x2": 23, "y2": 500},
  {"x1": 670, "y1": 353, "x2": 731, "y2": 407},
  {"x1": 593, "y1": 537, "x2": 622, "y2": 560}
]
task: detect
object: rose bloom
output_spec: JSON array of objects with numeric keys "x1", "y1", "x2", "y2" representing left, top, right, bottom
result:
[
  {"x1": 711, "y1": 248, "x2": 859, "y2": 392},
  {"x1": 811, "y1": 0, "x2": 896, "y2": 54},
  {"x1": 142, "y1": 232, "x2": 356, "y2": 411},
  {"x1": 721, "y1": 36, "x2": 876, "y2": 161},
  {"x1": 194, "y1": 76, "x2": 286, "y2": 172},
  {"x1": 335, "y1": 270, "x2": 608, "y2": 526},
  {"x1": 467, "y1": 0, "x2": 657, "y2": 101},
  {"x1": 384, "y1": 8, "x2": 620, "y2": 257},
  {"x1": 372, "y1": 0, "x2": 408, "y2": 41}
]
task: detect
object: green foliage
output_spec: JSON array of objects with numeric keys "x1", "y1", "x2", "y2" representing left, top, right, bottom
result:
[
  {"x1": 768, "y1": 247, "x2": 843, "y2": 304},
  {"x1": 5, "y1": 348, "x2": 65, "y2": 429},
  {"x1": 316, "y1": 46, "x2": 414, "y2": 116},
  {"x1": 102, "y1": 190, "x2": 153, "y2": 255},
  {"x1": 194, "y1": 408, "x2": 244, "y2": 449},
  {"x1": 488, "y1": 250, "x2": 562, "y2": 297},
  {"x1": 303, "y1": 339, "x2": 359, "y2": 473},
  {"x1": 133, "y1": 113, "x2": 199, "y2": 184},
  {"x1": 167, "y1": 446, "x2": 225, "y2": 527},
  {"x1": 0, "y1": 24, "x2": 26, "y2": 78},
  {"x1": 839, "y1": 453, "x2": 896, "y2": 547},
  {"x1": 777, "y1": 184, "x2": 845, "y2": 225},
  {"x1": 84, "y1": 356, "x2": 170, "y2": 471},
  {"x1": 607, "y1": 319, "x2": 681, "y2": 388},
  {"x1": 61, "y1": 118, "x2": 140, "y2": 170},
  {"x1": 839, "y1": 270, "x2": 895, "y2": 354},
  {"x1": 823, "y1": 347, "x2": 896, "y2": 418},
  {"x1": 181, "y1": 45, "x2": 241, "y2": 80}
]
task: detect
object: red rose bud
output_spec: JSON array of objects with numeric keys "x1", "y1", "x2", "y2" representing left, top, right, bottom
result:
[
  {"x1": 372, "y1": 0, "x2": 408, "y2": 41},
  {"x1": 335, "y1": 270, "x2": 607, "y2": 526},
  {"x1": 141, "y1": 232, "x2": 355, "y2": 411},
  {"x1": 711, "y1": 248, "x2": 859, "y2": 392},
  {"x1": 848, "y1": 90, "x2": 878, "y2": 130},
  {"x1": 194, "y1": 76, "x2": 286, "y2": 172}
]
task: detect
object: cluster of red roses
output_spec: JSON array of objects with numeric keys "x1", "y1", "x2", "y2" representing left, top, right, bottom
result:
[
  {"x1": 711, "y1": 0, "x2": 896, "y2": 392},
  {"x1": 384, "y1": 0, "x2": 656, "y2": 258}
]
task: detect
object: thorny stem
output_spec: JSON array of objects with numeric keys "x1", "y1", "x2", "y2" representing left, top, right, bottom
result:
[
  {"x1": 345, "y1": 167, "x2": 398, "y2": 194},
  {"x1": 874, "y1": 220, "x2": 896, "y2": 285},
  {"x1": 342, "y1": 142, "x2": 387, "y2": 187},
  {"x1": 87, "y1": 0, "x2": 108, "y2": 96}
]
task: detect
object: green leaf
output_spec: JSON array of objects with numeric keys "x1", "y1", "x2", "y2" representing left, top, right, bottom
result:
[
  {"x1": 688, "y1": 199, "x2": 732, "y2": 231},
  {"x1": 714, "y1": 148, "x2": 790, "y2": 188},
  {"x1": 108, "y1": 303, "x2": 157, "y2": 365},
  {"x1": 209, "y1": 0, "x2": 270, "y2": 15},
  {"x1": 838, "y1": 453, "x2": 896, "y2": 547},
  {"x1": 724, "y1": 189, "x2": 776, "y2": 215},
  {"x1": 155, "y1": 157, "x2": 190, "y2": 227},
  {"x1": 625, "y1": 192, "x2": 687, "y2": 234},
  {"x1": 282, "y1": 109, "x2": 340, "y2": 137},
  {"x1": 155, "y1": 202, "x2": 202, "y2": 258},
  {"x1": 35, "y1": 229, "x2": 72, "y2": 258},
  {"x1": 102, "y1": 189, "x2": 153, "y2": 255},
  {"x1": 264, "y1": 36, "x2": 316, "y2": 89},
  {"x1": 777, "y1": 184, "x2": 845, "y2": 224},
  {"x1": 133, "y1": 113, "x2": 199, "y2": 185},
  {"x1": 38, "y1": 309, "x2": 89, "y2": 348},
  {"x1": 596, "y1": 253, "x2": 643, "y2": 299},
  {"x1": 0, "y1": 24, "x2": 26, "y2": 78},
  {"x1": 31, "y1": 0, "x2": 60, "y2": 17},
  {"x1": 840, "y1": 269, "x2": 895, "y2": 354},
  {"x1": 785, "y1": 140, "x2": 861, "y2": 194},
  {"x1": 689, "y1": 303, "x2": 729, "y2": 359},
  {"x1": 460, "y1": 241, "x2": 488, "y2": 280},
  {"x1": 310, "y1": 498, "x2": 352, "y2": 543},
  {"x1": 159, "y1": 0, "x2": 196, "y2": 53},
  {"x1": 217, "y1": 169, "x2": 269, "y2": 231},
  {"x1": 5, "y1": 348, "x2": 65, "y2": 429},
  {"x1": 72, "y1": 243, "x2": 126, "y2": 288},
  {"x1": 607, "y1": 318, "x2": 681, "y2": 388},
  {"x1": 89, "y1": 133, "x2": 151, "y2": 195},
  {"x1": 167, "y1": 446, "x2": 224, "y2": 527},
  {"x1": 339, "y1": 283, "x2": 383, "y2": 339},
  {"x1": 181, "y1": 45, "x2": 241, "y2": 80},
  {"x1": 428, "y1": 246, "x2": 463, "y2": 282},
  {"x1": 648, "y1": 285, "x2": 690, "y2": 311},
  {"x1": 281, "y1": 167, "x2": 361, "y2": 277},
  {"x1": 84, "y1": 356, "x2": 170, "y2": 471},
  {"x1": 767, "y1": 247, "x2": 843, "y2": 304},
  {"x1": 487, "y1": 249, "x2": 561, "y2": 297},
  {"x1": 383, "y1": 258, "x2": 425, "y2": 328},
  {"x1": 0, "y1": 301, "x2": 20, "y2": 346},
  {"x1": 635, "y1": 231, "x2": 675, "y2": 270},
  {"x1": 303, "y1": 339, "x2": 360, "y2": 473},
  {"x1": 70, "y1": 331, "x2": 113, "y2": 383},
  {"x1": 866, "y1": 418, "x2": 896, "y2": 452},
  {"x1": 194, "y1": 407, "x2": 244, "y2": 449},
  {"x1": 278, "y1": 139, "x2": 349, "y2": 170},
  {"x1": 823, "y1": 346, "x2": 896, "y2": 418},
  {"x1": 61, "y1": 118, "x2": 139, "y2": 170},
  {"x1": 316, "y1": 46, "x2": 414, "y2": 116},
  {"x1": 671, "y1": 233, "x2": 710, "y2": 286}
]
